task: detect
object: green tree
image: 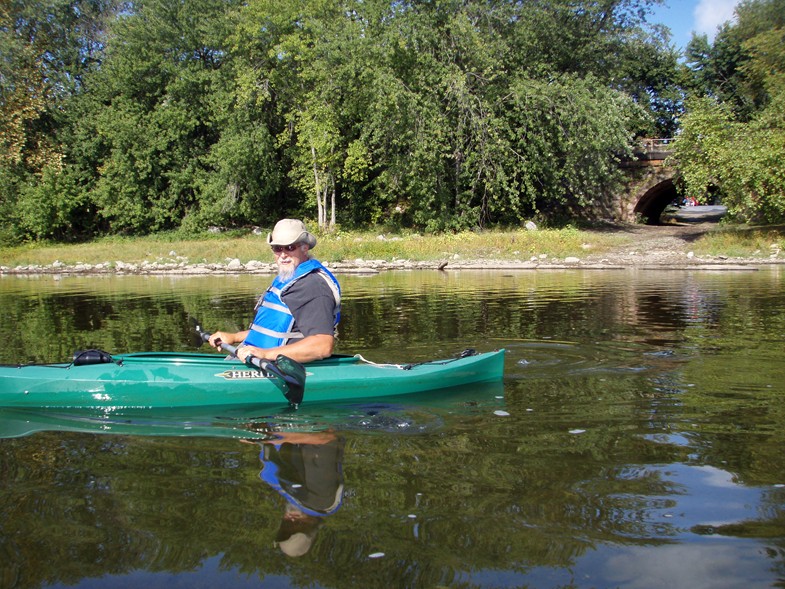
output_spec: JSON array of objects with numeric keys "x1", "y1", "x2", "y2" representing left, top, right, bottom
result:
[
  {"x1": 89, "y1": 0, "x2": 209, "y2": 233},
  {"x1": 685, "y1": 0, "x2": 785, "y2": 119},
  {"x1": 676, "y1": 0, "x2": 785, "y2": 222},
  {"x1": 506, "y1": 0, "x2": 679, "y2": 136},
  {"x1": 352, "y1": 0, "x2": 649, "y2": 229},
  {"x1": 233, "y1": 0, "x2": 380, "y2": 229},
  {"x1": 674, "y1": 94, "x2": 785, "y2": 223},
  {"x1": 0, "y1": 0, "x2": 117, "y2": 242},
  {"x1": 83, "y1": 0, "x2": 279, "y2": 234},
  {"x1": 0, "y1": 0, "x2": 111, "y2": 169}
]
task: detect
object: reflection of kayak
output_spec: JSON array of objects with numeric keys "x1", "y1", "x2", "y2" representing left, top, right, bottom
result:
[
  {"x1": 0, "y1": 380, "x2": 505, "y2": 439},
  {"x1": 0, "y1": 406, "x2": 273, "y2": 439},
  {"x1": 0, "y1": 349, "x2": 505, "y2": 411}
]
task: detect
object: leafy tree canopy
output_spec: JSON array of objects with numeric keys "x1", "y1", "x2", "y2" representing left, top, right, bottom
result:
[{"x1": 1, "y1": 0, "x2": 684, "y2": 242}]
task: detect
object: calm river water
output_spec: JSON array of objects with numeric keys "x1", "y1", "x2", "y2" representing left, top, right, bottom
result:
[{"x1": 1, "y1": 268, "x2": 784, "y2": 589}]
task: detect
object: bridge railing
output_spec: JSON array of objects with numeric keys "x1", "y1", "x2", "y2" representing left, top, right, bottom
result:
[
  {"x1": 637, "y1": 138, "x2": 674, "y2": 151},
  {"x1": 620, "y1": 138, "x2": 674, "y2": 167}
]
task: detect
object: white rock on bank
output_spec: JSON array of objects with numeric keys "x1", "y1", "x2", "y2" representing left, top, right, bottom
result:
[{"x1": 245, "y1": 260, "x2": 267, "y2": 270}]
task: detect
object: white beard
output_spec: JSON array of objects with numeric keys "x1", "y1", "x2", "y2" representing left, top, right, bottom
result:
[{"x1": 277, "y1": 264, "x2": 295, "y2": 281}]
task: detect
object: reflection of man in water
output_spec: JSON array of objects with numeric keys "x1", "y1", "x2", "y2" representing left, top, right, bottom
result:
[{"x1": 253, "y1": 431, "x2": 345, "y2": 557}]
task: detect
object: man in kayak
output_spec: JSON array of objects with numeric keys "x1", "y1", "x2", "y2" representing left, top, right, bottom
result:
[{"x1": 208, "y1": 219, "x2": 341, "y2": 364}]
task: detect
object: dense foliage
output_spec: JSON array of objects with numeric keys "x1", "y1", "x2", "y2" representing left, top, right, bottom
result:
[
  {"x1": 674, "y1": 0, "x2": 785, "y2": 223},
  {"x1": 2, "y1": 0, "x2": 682, "y2": 242}
]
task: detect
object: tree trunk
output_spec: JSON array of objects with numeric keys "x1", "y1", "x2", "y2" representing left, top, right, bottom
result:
[
  {"x1": 330, "y1": 178, "x2": 336, "y2": 228},
  {"x1": 312, "y1": 146, "x2": 325, "y2": 227}
]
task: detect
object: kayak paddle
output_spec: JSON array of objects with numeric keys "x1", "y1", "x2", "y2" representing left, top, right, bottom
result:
[{"x1": 191, "y1": 320, "x2": 306, "y2": 407}]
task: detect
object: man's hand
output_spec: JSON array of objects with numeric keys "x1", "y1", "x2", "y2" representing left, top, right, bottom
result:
[
  {"x1": 208, "y1": 331, "x2": 238, "y2": 349},
  {"x1": 237, "y1": 344, "x2": 268, "y2": 363}
]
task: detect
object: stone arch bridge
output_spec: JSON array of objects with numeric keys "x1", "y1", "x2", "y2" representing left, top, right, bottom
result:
[{"x1": 614, "y1": 139, "x2": 678, "y2": 224}]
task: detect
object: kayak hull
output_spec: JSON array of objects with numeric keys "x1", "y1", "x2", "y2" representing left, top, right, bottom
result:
[{"x1": 0, "y1": 350, "x2": 505, "y2": 411}]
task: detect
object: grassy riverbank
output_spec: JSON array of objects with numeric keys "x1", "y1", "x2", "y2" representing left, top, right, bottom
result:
[
  {"x1": 0, "y1": 224, "x2": 783, "y2": 268},
  {"x1": 0, "y1": 227, "x2": 620, "y2": 267}
]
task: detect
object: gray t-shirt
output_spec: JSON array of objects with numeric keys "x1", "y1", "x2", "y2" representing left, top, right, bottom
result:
[{"x1": 282, "y1": 271, "x2": 338, "y2": 338}]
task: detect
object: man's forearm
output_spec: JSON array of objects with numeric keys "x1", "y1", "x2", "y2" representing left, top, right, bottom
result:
[{"x1": 238, "y1": 334, "x2": 334, "y2": 364}]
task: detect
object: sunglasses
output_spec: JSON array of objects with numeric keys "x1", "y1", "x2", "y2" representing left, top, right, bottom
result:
[{"x1": 271, "y1": 243, "x2": 301, "y2": 254}]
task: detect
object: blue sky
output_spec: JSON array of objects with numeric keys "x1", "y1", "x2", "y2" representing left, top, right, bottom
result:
[{"x1": 647, "y1": 0, "x2": 742, "y2": 50}]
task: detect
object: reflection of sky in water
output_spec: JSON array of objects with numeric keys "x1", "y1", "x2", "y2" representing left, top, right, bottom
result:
[
  {"x1": 599, "y1": 464, "x2": 779, "y2": 588},
  {"x1": 468, "y1": 541, "x2": 776, "y2": 589},
  {"x1": 644, "y1": 463, "x2": 763, "y2": 531},
  {"x1": 467, "y1": 463, "x2": 781, "y2": 589},
  {"x1": 599, "y1": 542, "x2": 774, "y2": 589}
]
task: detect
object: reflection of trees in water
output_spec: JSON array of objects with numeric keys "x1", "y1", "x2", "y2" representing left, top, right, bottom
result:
[
  {"x1": 0, "y1": 272, "x2": 780, "y2": 364},
  {"x1": 1, "y1": 272, "x2": 784, "y2": 586},
  {"x1": 7, "y1": 416, "x2": 781, "y2": 588}
]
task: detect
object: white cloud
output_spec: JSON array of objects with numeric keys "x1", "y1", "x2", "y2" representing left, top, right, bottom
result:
[{"x1": 694, "y1": 0, "x2": 741, "y2": 38}]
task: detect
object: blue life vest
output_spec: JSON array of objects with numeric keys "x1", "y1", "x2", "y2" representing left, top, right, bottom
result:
[{"x1": 243, "y1": 259, "x2": 341, "y2": 349}]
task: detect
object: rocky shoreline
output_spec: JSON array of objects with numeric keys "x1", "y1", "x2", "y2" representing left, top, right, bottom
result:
[
  {"x1": 1, "y1": 251, "x2": 779, "y2": 276},
  {"x1": 1, "y1": 224, "x2": 782, "y2": 275}
]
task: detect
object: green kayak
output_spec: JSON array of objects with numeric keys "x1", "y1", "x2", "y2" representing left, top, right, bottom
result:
[{"x1": 0, "y1": 349, "x2": 505, "y2": 411}]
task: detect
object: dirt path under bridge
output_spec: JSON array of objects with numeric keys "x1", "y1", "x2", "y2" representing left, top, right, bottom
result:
[{"x1": 575, "y1": 222, "x2": 779, "y2": 269}]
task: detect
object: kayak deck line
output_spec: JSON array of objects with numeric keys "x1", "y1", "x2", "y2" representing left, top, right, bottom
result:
[
  {"x1": 352, "y1": 348, "x2": 479, "y2": 370},
  {"x1": 3, "y1": 348, "x2": 484, "y2": 371}
]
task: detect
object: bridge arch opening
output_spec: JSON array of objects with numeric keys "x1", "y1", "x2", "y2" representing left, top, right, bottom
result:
[{"x1": 633, "y1": 178, "x2": 678, "y2": 225}]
